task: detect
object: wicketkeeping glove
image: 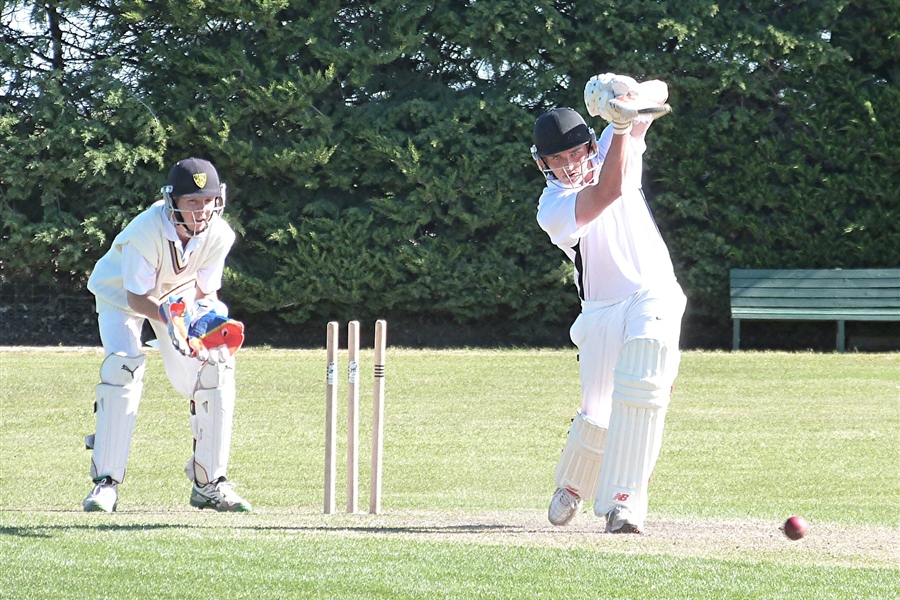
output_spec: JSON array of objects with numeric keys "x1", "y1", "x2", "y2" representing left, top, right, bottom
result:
[
  {"x1": 187, "y1": 299, "x2": 245, "y2": 363},
  {"x1": 158, "y1": 296, "x2": 192, "y2": 356}
]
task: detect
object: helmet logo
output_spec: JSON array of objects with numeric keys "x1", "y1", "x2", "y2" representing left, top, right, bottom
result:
[{"x1": 193, "y1": 173, "x2": 207, "y2": 188}]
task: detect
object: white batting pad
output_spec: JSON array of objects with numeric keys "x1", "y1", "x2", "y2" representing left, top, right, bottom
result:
[
  {"x1": 593, "y1": 338, "x2": 679, "y2": 526},
  {"x1": 89, "y1": 353, "x2": 146, "y2": 483},
  {"x1": 553, "y1": 413, "x2": 608, "y2": 503},
  {"x1": 99, "y1": 352, "x2": 146, "y2": 386},
  {"x1": 185, "y1": 360, "x2": 236, "y2": 485}
]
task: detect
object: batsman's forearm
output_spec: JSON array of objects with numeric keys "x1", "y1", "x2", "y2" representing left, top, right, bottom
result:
[
  {"x1": 630, "y1": 119, "x2": 651, "y2": 138},
  {"x1": 126, "y1": 291, "x2": 166, "y2": 323},
  {"x1": 574, "y1": 134, "x2": 628, "y2": 228}
]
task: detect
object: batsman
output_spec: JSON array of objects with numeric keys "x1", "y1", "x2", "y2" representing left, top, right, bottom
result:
[
  {"x1": 82, "y1": 157, "x2": 251, "y2": 513},
  {"x1": 532, "y1": 74, "x2": 686, "y2": 533}
]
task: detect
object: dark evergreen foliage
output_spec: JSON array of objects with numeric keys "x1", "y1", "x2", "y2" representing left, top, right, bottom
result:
[{"x1": 2, "y1": 1, "x2": 897, "y2": 347}]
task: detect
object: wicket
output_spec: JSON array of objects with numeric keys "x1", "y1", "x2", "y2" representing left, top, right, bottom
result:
[{"x1": 324, "y1": 319, "x2": 387, "y2": 514}]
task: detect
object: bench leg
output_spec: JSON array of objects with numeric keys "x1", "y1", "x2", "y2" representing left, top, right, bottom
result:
[
  {"x1": 837, "y1": 320, "x2": 845, "y2": 353},
  {"x1": 733, "y1": 319, "x2": 741, "y2": 351}
]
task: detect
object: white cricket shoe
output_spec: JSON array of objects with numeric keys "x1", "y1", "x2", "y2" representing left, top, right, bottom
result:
[
  {"x1": 190, "y1": 477, "x2": 252, "y2": 512},
  {"x1": 548, "y1": 487, "x2": 582, "y2": 526},
  {"x1": 605, "y1": 505, "x2": 642, "y2": 534},
  {"x1": 82, "y1": 477, "x2": 118, "y2": 512}
]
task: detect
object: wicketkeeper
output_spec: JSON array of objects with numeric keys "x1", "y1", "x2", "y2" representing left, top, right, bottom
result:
[
  {"x1": 83, "y1": 157, "x2": 251, "y2": 512},
  {"x1": 532, "y1": 74, "x2": 686, "y2": 533}
]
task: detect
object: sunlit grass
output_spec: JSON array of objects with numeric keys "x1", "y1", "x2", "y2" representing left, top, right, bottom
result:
[{"x1": 1, "y1": 348, "x2": 897, "y2": 599}]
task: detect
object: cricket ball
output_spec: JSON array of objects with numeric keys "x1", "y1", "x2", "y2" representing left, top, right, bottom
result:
[{"x1": 782, "y1": 515, "x2": 809, "y2": 540}]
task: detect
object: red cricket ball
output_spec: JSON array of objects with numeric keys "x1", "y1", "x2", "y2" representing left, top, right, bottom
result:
[{"x1": 782, "y1": 515, "x2": 809, "y2": 540}]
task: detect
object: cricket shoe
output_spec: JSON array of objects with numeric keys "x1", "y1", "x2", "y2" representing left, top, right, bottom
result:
[
  {"x1": 548, "y1": 487, "x2": 582, "y2": 526},
  {"x1": 605, "y1": 506, "x2": 642, "y2": 534},
  {"x1": 190, "y1": 477, "x2": 252, "y2": 512},
  {"x1": 82, "y1": 477, "x2": 118, "y2": 512}
]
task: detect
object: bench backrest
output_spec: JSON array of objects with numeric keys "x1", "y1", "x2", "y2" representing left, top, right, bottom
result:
[{"x1": 730, "y1": 269, "x2": 900, "y2": 321}]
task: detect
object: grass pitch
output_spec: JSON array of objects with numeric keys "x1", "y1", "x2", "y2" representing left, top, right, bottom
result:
[{"x1": 1, "y1": 348, "x2": 898, "y2": 599}]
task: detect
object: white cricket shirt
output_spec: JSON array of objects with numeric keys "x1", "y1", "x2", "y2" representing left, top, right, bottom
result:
[
  {"x1": 88, "y1": 200, "x2": 235, "y2": 314},
  {"x1": 536, "y1": 123, "x2": 676, "y2": 302}
]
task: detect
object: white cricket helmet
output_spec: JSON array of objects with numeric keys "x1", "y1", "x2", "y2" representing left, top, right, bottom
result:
[
  {"x1": 531, "y1": 107, "x2": 600, "y2": 188},
  {"x1": 161, "y1": 157, "x2": 226, "y2": 236}
]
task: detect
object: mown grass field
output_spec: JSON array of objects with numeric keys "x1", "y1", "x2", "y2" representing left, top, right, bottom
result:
[{"x1": 1, "y1": 347, "x2": 898, "y2": 599}]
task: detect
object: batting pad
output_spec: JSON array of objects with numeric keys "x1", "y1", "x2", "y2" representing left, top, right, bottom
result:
[
  {"x1": 89, "y1": 353, "x2": 146, "y2": 483},
  {"x1": 554, "y1": 413, "x2": 608, "y2": 503},
  {"x1": 186, "y1": 360, "x2": 236, "y2": 485},
  {"x1": 593, "y1": 338, "x2": 679, "y2": 525}
]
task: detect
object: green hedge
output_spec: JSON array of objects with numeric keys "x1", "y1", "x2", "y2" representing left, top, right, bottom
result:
[{"x1": 2, "y1": 1, "x2": 897, "y2": 347}]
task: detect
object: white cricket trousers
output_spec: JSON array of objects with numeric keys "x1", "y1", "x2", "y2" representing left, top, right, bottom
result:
[
  {"x1": 569, "y1": 282, "x2": 687, "y2": 427},
  {"x1": 97, "y1": 311, "x2": 205, "y2": 398}
]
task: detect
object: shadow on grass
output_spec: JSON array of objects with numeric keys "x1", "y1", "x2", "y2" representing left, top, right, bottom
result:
[
  {"x1": 0, "y1": 521, "x2": 521, "y2": 539},
  {"x1": 0, "y1": 523, "x2": 192, "y2": 538},
  {"x1": 273, "y1": 523, "x2": 521, "y2": 535}
]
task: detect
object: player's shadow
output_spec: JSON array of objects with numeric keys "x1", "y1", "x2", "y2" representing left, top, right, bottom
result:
[{"x1": 261, "y1": 523, "x2": 520, "y2": 535}]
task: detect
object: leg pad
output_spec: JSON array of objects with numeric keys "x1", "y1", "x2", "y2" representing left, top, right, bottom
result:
[
  {"x1": 593, "y1": 338, "x2": 679, "y2": 527},
  {"x1": 553, "y1": 413, "x2": 608, "y2": 503},
  {"x1": 88, "y1": 353, "x2": 146, "y2": 483},
  {"x1": 186, "y1": 360, "x2": 236, "y2": 485}
]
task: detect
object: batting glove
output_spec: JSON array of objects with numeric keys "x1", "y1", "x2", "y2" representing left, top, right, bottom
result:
[
  {"x1": 585, "y1": 74, "x2": 672, "y2": 135},
  {"x1": 584, "y1": 73, "x2": 639, "y2": 121},
  {"x1": 607, "y1": 95, "x2": 672, "y2": 134}
]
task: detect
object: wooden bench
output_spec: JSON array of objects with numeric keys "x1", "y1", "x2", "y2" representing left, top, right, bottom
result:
[{"x1": 730, "y1": 269, "x2": 900, "y2": 352}]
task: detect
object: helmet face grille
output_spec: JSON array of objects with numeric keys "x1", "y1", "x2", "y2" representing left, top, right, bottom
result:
[
  {"x1": 533, "y1": 108, "x2": 592, "y2": 157},
  {"x1": 161, "y1": 183, "x2": 225, "y2": 237},
  {"x1": 534, "y1": 141, "x2": 600, "y2": 189}
]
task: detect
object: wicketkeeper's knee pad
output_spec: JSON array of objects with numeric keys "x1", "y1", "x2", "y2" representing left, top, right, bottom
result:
[
  {"x1": 186, "y1": 360, "x2": 236, "y2": 485},
  {"x1": 553, "y1": 413, "x2": 608, "y2": 503},
  {"x1": 593, "y1": 338, "x2": 679, "y2": 523},
  {"x1": 87, "y1": 353, "x2": 146, "y2": 483}
]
